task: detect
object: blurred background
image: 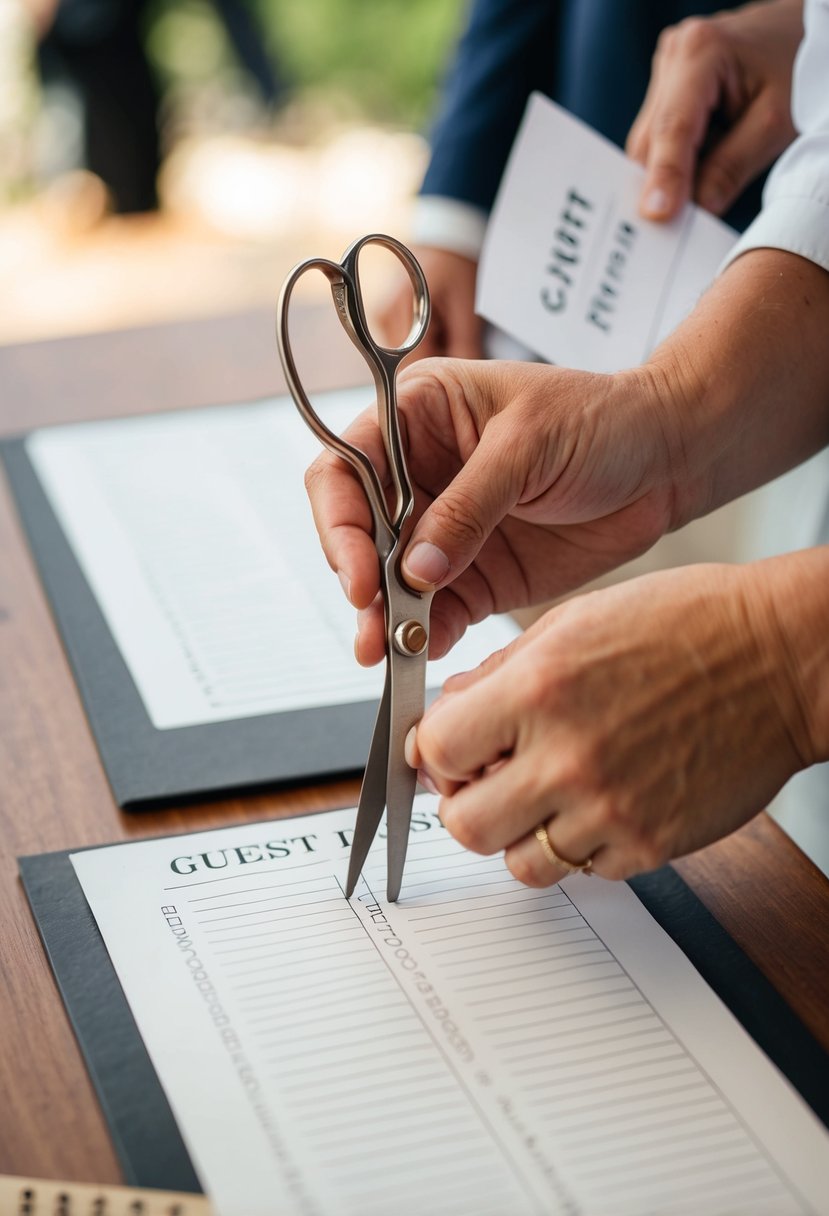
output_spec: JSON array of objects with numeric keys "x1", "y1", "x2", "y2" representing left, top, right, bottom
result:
[{"x1": 0, "y1": 0, "x2": 464, "y2": 343}]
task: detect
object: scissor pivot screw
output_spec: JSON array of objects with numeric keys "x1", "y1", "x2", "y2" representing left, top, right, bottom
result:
[{"x1": 394, "y1": 620, "x2": 428, "y2": 657}]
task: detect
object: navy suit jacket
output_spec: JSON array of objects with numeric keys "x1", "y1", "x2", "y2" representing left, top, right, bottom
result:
[{"x1": 421, "y1": 0, "x2": 764, "y2": 232}]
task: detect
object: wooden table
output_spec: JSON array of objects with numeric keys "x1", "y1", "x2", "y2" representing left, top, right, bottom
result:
[{"x1": 1, "y1": 310, "x2": 827, "y2": 1186}]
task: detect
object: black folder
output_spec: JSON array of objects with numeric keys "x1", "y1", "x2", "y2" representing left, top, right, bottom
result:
[
  {"x1": 19, "y1": 844, "x2": 829, "y2": 1194},
  {"x1": 2, "y1": 435, "x2": 377, "y2": 809}
]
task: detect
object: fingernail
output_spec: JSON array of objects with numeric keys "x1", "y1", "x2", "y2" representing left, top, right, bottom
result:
[
  {"x1": 418, "y1": 769, "x2": 439, "y2": 796},
  {"x1": 337, "y1": 570, "x2": 351, "y2": 602},
  {"x1": 644, "y1": 187, "x2": 671, "y2": 217},
  {"x1": 404, "y1": 542, "x2": 450, "y2": 587}
]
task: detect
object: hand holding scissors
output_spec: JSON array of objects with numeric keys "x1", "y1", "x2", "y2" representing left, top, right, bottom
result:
[{"x1": 277, "y1": 234, "x2": 431, "y2": 901}]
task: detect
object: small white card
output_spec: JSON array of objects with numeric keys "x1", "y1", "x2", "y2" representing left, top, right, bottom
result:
[{"x1": 477, "y1": 94, "x2": 737, "y2": 372}]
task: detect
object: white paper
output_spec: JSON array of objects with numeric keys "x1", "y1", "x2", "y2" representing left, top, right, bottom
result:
[
  {"x1": 26, "y1": 391, "x2": 518, "y2": 729},
  {"x1": 477, "y1": 94, "x2": 737, "y2": 373},
  {"x1": 71, "y1": 799, "x2": 829, "y2": 1216}
]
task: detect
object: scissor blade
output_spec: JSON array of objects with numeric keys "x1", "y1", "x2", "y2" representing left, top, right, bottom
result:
[
  {"x1": 385, "y1": 644, "x2": 430, "y2": 902},
  {"x1": 345, "y1": 672, "x2": 391, "y2": 898},
  {"x1": 385, "y1": 754, "x2": 418, "y2": 903}
]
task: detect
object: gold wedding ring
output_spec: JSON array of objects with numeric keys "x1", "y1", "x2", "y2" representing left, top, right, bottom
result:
[{"x1": 534, "y1": 823, "x2": 593, "y2": 875}]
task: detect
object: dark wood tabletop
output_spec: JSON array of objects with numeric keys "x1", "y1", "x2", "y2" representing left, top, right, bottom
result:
[{"x1": 1, "y1": 309, "x2": 827, "y2": 1187}]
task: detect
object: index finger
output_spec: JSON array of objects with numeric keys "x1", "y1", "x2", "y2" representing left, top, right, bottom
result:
[
  {"x1": 636, "y1": 20, "x2": 728, "y2": 220},
  {"x1": 303, "y1": 408, "x2": 388, "y2": 610}
]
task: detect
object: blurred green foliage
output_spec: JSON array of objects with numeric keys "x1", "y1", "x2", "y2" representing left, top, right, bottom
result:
[{"x1": 145, "y1": 0, "x2": 466, "y2": 128}]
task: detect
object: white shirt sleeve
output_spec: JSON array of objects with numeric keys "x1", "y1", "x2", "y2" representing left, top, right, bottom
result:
[
  {"x1": 410, "y1": 196, "x2": 490, "y2": 261},
  {"x1": 722, "y1": 0, "x2": 829, "y2": 274}
]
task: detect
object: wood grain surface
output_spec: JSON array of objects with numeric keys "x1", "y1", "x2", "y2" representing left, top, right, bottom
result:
[{"x1": 0, "y1": 311, "x2": 826, "y2": 1185}]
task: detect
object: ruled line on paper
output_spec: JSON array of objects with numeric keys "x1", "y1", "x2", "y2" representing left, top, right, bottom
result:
[
  {"x1": 381, "y1": 830, "x2": 804, "y2": 1215},
  {"x1": 170, "y1": 847, "x2": 542, "y2": 1215},
  {"x1": 28, "y1": 397, "x2": 519, "y2": 729}
]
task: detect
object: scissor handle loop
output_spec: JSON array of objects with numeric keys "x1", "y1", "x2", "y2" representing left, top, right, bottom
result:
[
  {"x1": 276, "y1": 236, "x2": 430, "y2": 538},
  {"x1": 339, "y1": 233, "x2": 430, "y2": 360}
]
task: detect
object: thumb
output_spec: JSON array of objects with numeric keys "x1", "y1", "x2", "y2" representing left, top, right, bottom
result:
[
  {"x1": 639, "y1": 105, "x2": 707, "y2": 221},
  {"x1": 402, "y1": 418, "x2": 521, "y2": 591}
]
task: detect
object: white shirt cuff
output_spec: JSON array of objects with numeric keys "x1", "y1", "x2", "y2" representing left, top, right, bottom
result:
[
  {"x1": 720, "y1": 187, "x2": 829, "y2": 276},
  {"x1": 411, "y1": 196, "x2": 489, "y2": 261}
]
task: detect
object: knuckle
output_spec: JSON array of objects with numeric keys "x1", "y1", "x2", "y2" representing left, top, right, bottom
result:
[
  {"x1": 304, "y1": 451, "x2": 339, "y2": 496},
  {"x1": 429, "y1": 487, "x2": 488, "y2": 552},
  {"x1": 549, "y1": 744, "x2": 593, "y2": 797},
  {"x1": 506, "y1": 847, "x2": 547, "y2": 889},
  {"x1": 593, "y1": 793, "x2": 633, "y2": 835},
  {"x1": 303, "y1": 457, "x2": 323, "y2": 494},
  {"x1": 516, "y1": 657, "x2": 559, "y2": 716},
  {"x1": 649, "y1": 158, "x2": 688, "y2": 189},
  {"x1": 601, "y1": 832, "x2": 665, "y2": 880},
  {"x1": 482, "y1": 644, "x2": 510, "y2": 675},
  {"x1": 653, "y1": 107, "x2": 697, "y2": 147},
  {"x1": 598, "y1": 852, "x2": 637, "y2": 882},
  {"x1": 416, "y1": 717, "x2": 458, "y2": 782},
  {"x1": 758, "y1": 100, "x2": 791, "y2": 143},
  {"x1": 705, "y1": 157, "x2": 742, "y2": 197},
  {"x1": 676, "y1": 16, "x2": 718, "y2": 54},
  {"x1": 655, "y1": 25, "x2": 678, "y2": 56},
  {"x1": 443, "y1": 803, "x2": 489, "y2": 854},
  {"x1": 596, "y1": 799, "x2": 667, "y2": 873},
  {"x1": 638, "y1": 838, "x2": 669, "y2": 873}
]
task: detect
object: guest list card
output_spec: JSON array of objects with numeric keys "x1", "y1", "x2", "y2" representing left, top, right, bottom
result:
[
  {"x1": 71, "y1": 799, "x2": 828, "y2": 1216},
  {"x1": 477, "y1": 94, "x2": 737, "y2": 372},
  {"x1": 26, "y1": 390, "x2": 518, "y2": 731}
]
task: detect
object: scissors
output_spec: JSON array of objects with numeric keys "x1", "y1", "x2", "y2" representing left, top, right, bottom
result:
[{"x1": 276, "y1": 234, "x2": 431, "y2": 902}]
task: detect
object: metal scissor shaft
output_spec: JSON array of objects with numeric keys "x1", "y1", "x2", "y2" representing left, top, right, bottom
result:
[{"x1": 276, "y1": 234, "x2": 432, "y2": 903}]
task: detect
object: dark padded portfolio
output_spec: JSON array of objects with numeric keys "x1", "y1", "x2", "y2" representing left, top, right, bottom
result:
[{"x1": 2, "y1": 435, "x2": 377, "y2": 808}]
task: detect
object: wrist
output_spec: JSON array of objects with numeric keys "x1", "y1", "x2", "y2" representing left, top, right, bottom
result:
[
  {"x1": 743, "y1": 548, "x2": 829, "y2": 768},
  {"x1": 642, "y1": 249, "x2": 829, "y2": 528},
  {"x1": 606, "y1": 362, "x2": 691, "y2": 536},
  {"x1": 411, "y1": 196, "x2": 488, "y2": 261}
]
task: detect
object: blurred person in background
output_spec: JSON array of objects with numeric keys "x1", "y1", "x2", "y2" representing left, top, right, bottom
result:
[
  {"x1": 308, "y1": 0, "x2": 829, "y2": 885},
  {"x1": 33, "y1": 0, "x2": 285, "y2": 213},
  {"x1": 380, "y1": 0, "x2": 796, "y2": 356}
]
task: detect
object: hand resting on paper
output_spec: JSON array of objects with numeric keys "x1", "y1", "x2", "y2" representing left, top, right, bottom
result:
[{"x1": 406, "y1": 553, "x2": 829, "y2": 883}]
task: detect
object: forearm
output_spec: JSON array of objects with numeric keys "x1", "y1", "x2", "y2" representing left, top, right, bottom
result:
[{"x1": 642, "y1": 247, "x2": 829, "y2": 526}]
